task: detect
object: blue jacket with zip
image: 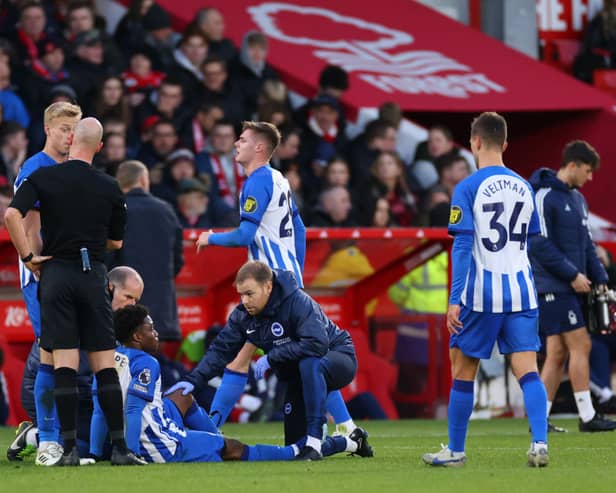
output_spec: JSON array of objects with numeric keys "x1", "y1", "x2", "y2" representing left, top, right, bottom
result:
[
  {"x1": 185, "y1": 269, "x2": 355, "y2": 388},
  {"x1": 529, "y1": 167, "x2": 607, "y2": 294}
]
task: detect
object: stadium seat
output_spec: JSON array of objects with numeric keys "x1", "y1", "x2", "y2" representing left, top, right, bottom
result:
[
  {"x1": 342, "y1": 330, "x2": 399, "y2": 419},
  {"x1": 371, "y1": 315, "x2": 449, "y2": 415},
  {"x1": 593, "y1": 69, "x2": 616, "y2": 97},
  {"x1": 0, "y1": 333, "x2": 28, "y2": 426},
  {"x1": 543, "y1": 39, "x2": 582, "y2": 73}
]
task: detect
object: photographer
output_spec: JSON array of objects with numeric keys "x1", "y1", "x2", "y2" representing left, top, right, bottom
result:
[{"x1": 530, "y1": 141, "x2": 616, "y2": 432}]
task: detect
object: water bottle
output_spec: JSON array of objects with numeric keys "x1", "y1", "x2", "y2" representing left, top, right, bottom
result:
[{"x1": 595, "y1": 291, "x2": 611, "y2": 335}]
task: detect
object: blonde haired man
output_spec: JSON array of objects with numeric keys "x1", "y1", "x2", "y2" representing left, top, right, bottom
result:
[{"x1": 9, "y1": 101, "x2": 81, "y2": 466}]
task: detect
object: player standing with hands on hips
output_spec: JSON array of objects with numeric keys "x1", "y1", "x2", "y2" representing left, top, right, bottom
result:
[
  {"x1": 4, "y1": 118, "x2": 146, "y2": 466},
  {"x1": 423, "y1": 112, "x2": 549, "y2": 468}
]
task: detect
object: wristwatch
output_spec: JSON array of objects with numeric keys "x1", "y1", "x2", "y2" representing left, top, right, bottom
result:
[{"x1": 21, "y1": 252, "x2": 34, "y2": 263}]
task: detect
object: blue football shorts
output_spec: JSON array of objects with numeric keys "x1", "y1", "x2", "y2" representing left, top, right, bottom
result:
[
  {"x1": 22, "y1": 281, "x2": 42, "y2": 338},
  {"x1": 449, "y1": 305, "x2": 540, "y2": 359},
  {"x1": 163, "y1": 398, "x2": 225, "y2": 463}
]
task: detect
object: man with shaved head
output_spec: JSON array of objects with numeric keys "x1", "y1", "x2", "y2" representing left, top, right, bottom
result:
[
  {"x1": 9, "y1": 101, "x2": 82, "y2": 466},
  {"x1": 9, "y1": 266, "x2": 145, "y2": 463},
  {"x1": 4, "y1": 117, "x2": 145, "y2": 466},
  {"x1": 108, "y1": 266, "x2": 145, "y2": 311}
]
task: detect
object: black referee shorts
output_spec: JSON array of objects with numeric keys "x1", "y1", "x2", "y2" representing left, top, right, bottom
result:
[{"x1": 38, "y1": 259, "x2": 116, "y2": 352}]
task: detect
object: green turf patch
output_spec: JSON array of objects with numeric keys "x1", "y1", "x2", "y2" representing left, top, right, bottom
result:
[{"x1": 1, "y1": 419, "x2": 613, "y2": 493}]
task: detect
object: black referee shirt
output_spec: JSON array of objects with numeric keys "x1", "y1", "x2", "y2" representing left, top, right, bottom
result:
[{"x1": 10, "y1": 159, "x2": 127, "y2": 262}]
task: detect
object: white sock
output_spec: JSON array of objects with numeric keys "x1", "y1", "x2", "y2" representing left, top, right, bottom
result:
[
  {"x1": 291, "y1": 444, "x2": 300, "y2": 456},
  {"x1": 306, "y1": 436, "x2": 322, "y2": 452},
  {"x1": 599, "y1": 388, "x2": 614, "y2": 404},
  {"x1": 337, "y1": 419, "x2": 356, "y2": 433},
  {"x1": 344, "y1": 436, "x2": 358, "y2": 453},
  {"x1": 574, "y1": 390, "x2": 596, "y2": 422},
  {"x1": 321, "y1": 422, "x2": 328, "y2": 442},
  {"x1": 546, "y1": 400, "x2": 552, "y2": 417},
  {"x1": 589, "y1": 381, "x2": 613, "y2": 403},
  {"x1": 239, "y1": 394, "x2": 262, "y2": 412},
  {"x1": 26, "y1": 428, "x2": 38, "y2": 447}
]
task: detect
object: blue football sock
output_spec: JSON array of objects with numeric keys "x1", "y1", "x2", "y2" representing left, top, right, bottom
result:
[
  {"x1": 209, "y1": 369, "x2": 248, "y2": 428},
  {"x1": 35, "y1": 364, "x2": 59, "y2": 443},
  {"x1": 184, "y1": 400, "x2": 219, "y2": 433},
  {"x1": 326, "y1": 391, "x2": 352, "y2": 424},
  {"x1": 448, "y1": 379, "x2": 474, "y2": 453},
  {"x1": 243, "y1": 444, "x2": 296, "y2": 461},
  {"x1": 520, "y1": 372, "x2": 548, "y2": 443},
  {"x1": 89, "y1": 395, "x2": 109, "y2": 458},
  {"x1": 322, "y1": 436, "x2": 347, "y2": 457}
]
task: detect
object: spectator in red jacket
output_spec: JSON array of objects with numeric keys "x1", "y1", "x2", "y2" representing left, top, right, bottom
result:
[
  {"x1": 12, "y1": 2, "x2": 49, "y2": 67},
  {"x1": 122, "y1": 52, "x2": 165, "y2": 108}
]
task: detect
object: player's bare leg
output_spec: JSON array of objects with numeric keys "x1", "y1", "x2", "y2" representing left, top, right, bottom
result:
[
  {"x1": 227, "y1": 343, "x2": 256, "y2": 373},
  {"x1": 538, "y1": 335, "x2": 569, "y2": 432},
  {"x1": 563, "y1": 328, "x2": 616, "y2": 431},
  {"x1": 540, "y1": 335, "x2": 567, "y2": 402}
]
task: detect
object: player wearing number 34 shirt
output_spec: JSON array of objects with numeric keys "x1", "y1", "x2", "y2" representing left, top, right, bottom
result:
[
  {"x1": 423, "y1": 113, "x2": 548, "y2": 469},
  {"x1": 449, "y1": 165, "x2": 541, "y2": 316}
]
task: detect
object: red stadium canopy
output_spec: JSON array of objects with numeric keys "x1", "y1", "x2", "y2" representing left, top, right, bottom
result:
[
  {"x1": 116, "y1": 0, "x2": 616, "y2": 222},
  {"x1": 155, "y1": 0, "x2": 613, "y2": 112}
]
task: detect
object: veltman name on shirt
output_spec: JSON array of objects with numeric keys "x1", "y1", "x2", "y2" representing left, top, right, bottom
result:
[{"x1": 481, "y1": 179, "x2": 527, "y2": 199}]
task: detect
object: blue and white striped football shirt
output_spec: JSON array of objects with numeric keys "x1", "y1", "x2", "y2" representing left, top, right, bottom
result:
[
  {"x1": 449, "y1": 166, "x2": 540, "y2": 313},
  {"x1": 114, "y1": 347, "x2": 186, "y2": 463},
  {"x1": 13, "y1": 151, "x2": 57, "y2": 288},
  {"x1": 239, "y1": 166, "x2": 303, "y2": 286}
]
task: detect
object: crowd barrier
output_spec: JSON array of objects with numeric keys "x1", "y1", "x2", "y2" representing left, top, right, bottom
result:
[{"x1": 6, "y1": 228, "x2": 612, "y2": 423}]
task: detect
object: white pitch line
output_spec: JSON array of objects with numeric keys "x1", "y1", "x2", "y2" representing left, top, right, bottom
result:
[{"x1": 379, "y1": 446, "x2": 615, "y2": 451}]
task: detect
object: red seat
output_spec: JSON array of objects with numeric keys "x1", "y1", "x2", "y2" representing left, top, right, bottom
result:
[
  {"x1": 341, "y1": 330, "x2": 399, "y2": 419},
  {"x1": 593, "y1": 69, "x2": 616, "y2": 96},
  {"x1": 544, "y1": 39, "x2": 582, "y2": 73},
  {"x1": 0, "y1": 334, "x2": 28, "y2": 426}
]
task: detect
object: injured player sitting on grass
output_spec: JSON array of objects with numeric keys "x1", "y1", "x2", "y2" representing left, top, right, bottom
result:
[{"x1": 89, "y1": 304, "x2": 372, "y2": 463}]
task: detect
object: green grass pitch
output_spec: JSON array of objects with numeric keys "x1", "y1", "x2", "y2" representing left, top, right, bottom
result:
[{"x1": 1, "y1": 419, "x2": 614, "y2": 492}]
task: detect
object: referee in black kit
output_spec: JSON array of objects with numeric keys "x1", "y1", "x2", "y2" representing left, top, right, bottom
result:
[{"x1": 4, "y1": 118, "x2": 146, "y2": 466}]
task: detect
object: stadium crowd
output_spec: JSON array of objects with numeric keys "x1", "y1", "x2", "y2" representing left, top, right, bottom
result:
[
  {"x1": 0, "y1": 0, "x2": 471, "y2": 232},
  {"x1": 1, "y1": 0, "x2": 616, "y2": 470}
]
